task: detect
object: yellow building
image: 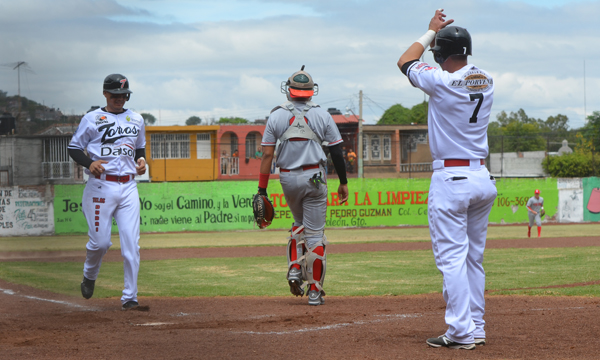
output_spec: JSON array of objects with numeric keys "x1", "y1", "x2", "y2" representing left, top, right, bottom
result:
[{"x1": 145, "y1": 126, "x2": 220, "y2": 181}]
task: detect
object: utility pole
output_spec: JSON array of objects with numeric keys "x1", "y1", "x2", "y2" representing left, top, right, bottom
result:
[
  {"x1": 584, "y1": 60, "x2": 587, "y2": 123},
  {"x1": 358, "y1": 90, "x2": 364, "y2": 179}
]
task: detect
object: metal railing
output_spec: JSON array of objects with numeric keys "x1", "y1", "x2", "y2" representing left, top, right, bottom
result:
[
  {"x1": 400, "y1": 162, "x2": 432, "y2": 173},
  {"x1": 220, "y1": 157, "x2": 239, "y2": 176},
  {"x1": 42, "y1": 162, "x2": 73, "y2": 179}
]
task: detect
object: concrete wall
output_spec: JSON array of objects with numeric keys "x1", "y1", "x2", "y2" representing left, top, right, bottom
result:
[
  {"x1": 557, "y1": 178, "x2": 584, "y2": 223},
  {"x1": 490, "y1": 151, "x2": 547, "y2": 177},
  {"x1": 0, "y1": 185, "x2": 55, "y2": 236},
  {"x1": 0, "y1": 137, "x2": 44, "y2": 186},
  {"x1": 14, "y1": 138, "x2": 43, "y2": 185}
]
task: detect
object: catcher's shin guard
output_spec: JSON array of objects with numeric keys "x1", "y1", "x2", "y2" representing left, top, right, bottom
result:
[
  {"x1": 303, "y1": 235, "x2": 329, "y2": 294},
  {"x1": 287, "y1": 226, "x2": 306, "y2": 297}
]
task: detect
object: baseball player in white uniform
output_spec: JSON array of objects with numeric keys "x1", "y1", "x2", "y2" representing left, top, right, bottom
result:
[
  {"x1": 398, "y1": 10, "x2": 497, "y2": 349},
  {"x1": 68, "y1": 74, "x2": 146, "y2": 310},
  {"x1": 527, "y1": 189, "x2": 544, "y2": 237},
  {"x1": 258, "y1": 66, "x2": 349, "y2": 306}
]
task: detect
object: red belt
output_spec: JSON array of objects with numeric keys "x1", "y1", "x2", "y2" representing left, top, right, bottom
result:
[
  {"x1": 96, "y1": 175, "x2": 134, "y2": 183},
  {"x1": 444, "y1": 159, "x2": 485, "y2": 167},
  {"x1": 280, "y1": 164, "x2": 320, "y2": 173}
]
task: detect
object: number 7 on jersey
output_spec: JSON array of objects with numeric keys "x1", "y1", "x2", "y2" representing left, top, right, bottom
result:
[{"x1": 469, "y1": 93, "x2": 484, "y2": 123}]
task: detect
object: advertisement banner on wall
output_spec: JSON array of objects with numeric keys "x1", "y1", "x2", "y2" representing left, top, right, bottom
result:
[
  {"x1": 54, "y1": 177, "x2": 558, "y2": 234},
  {"x1": 0, "y1": 186, "x2": 55, "y2": 236},
  {"x1": 492, "y1": 177, "x2": 557, "y2": 224}
]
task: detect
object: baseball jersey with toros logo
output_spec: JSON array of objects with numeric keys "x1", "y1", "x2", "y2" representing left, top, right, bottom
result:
[
  {"x1": 406, "y1": 62, "x2": 494, "y2": 160},
  {"x1": 527, "y1": 196, "x2": 544, "y2": 212},
  {"x1": 262, "y1": 100, "x2": 343, "y2": 169},
  {"x1": 68, "y1": 108, "x2": 146, "y2": 176}
]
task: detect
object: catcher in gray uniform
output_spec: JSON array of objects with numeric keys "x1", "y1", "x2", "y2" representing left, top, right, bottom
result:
[{"x1": 257, "y1": 66, "x2": 349, "y2": 306}]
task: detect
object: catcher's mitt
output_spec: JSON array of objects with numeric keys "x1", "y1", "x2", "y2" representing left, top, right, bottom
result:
[
  {"x1": 253, "y1": 193, "x2": 274, "y2": 229},
  {"x1": 540, "y1": 209, "x2": 545, "y2": 218}
]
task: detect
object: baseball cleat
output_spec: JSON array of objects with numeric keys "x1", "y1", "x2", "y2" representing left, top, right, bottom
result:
[
  {"x1": 474, "y1": 338, "x2": 486, "y2": 346},
  {"x1": 122, "y1": 300, "x2": 139, "y2": 311},
  {"x1": 287, "y1": 267, "x2": 304, "y2": 297},
  {"x1": 426, "y1": 335, "x2": 475, "y2": 350},
  {"x1": 80, "y1": 276, "x2": 95, "y2": 299},
  {"x1": 307, "y1": 290, "x2": 325, "y2": 306}
]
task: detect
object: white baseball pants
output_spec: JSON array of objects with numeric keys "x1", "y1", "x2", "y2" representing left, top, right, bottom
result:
[
  {"x1": 81, "y1": 177, "x2": 141, "y2": 304},
  {"x1": 428, "y1": 160, "x2": 497, "y2": 344}
]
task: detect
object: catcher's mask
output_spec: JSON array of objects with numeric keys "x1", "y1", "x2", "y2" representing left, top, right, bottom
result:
[
  {"x1": 281, "y1": 65, "x2": 319, "y2": 99},
  {"x1": 103, "y1": 73, "x2": 132, "y2": 101},
  {"x1": 430, "y1": 26, "x2": 472, "y2": 66}
]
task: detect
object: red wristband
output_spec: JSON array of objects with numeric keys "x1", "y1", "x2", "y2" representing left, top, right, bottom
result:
[{"x1": 259, "y1": 173, "x2": 270, "y2": 189}]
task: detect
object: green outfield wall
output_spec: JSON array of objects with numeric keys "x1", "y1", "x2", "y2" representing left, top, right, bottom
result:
[
  {"x1": 53, "y1": 178, "x2": 558, "y2": 234},
  {"x1": 583, "y1": 177, "x2": 600, "y2": 222}
]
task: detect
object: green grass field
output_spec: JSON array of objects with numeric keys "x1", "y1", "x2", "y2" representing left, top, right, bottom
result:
[
  {"x1": 0, "y1": 224, "x2": 599, "y2": 299},
  {"x1": 1, "y1": 223, "x2": 599, "y2": 252}
]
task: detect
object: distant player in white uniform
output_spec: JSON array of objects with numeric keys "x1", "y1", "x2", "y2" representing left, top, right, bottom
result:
[
  {"x1": 398, "y1": 10, "x2": 497, "y2": 350},
  {"x1": 68, "y1": 74, "x2": 147, "y2": 310},
  {"x1": 258, "y1": 66, "x2": 349, "y2": 306},
  {"x1": 527, "y1": 189, "x2": 544, "y2": 237}
]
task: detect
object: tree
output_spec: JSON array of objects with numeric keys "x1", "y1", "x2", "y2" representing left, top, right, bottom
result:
[
  {"x1": 185, "y1": 116, "x2": 202, "y2": 125},
  {"x1": 502, "y1": 121, "x2": 546, "y2": 152},
  {"x1": 581, "y1": 111, "x2": 600, "y2": 151},
  {"x1": 489, "y1": 109, "x2": 546, "y2": 152},
  {"x1": 542, "y1": 114, "x2": 569, "y2": 134},
  {"x1": 141, "y1": 113, "x2": 156, "y2": 126},
  {"x1": 218, "y1": 117, "x2": 249, "y2": 124},
  {"x1": 542, "y1": 152, "x2": 594, "y2": 177},
  {"x1": 495, "y1": 108, "x2": 539, "y2": 127},
  {"x1": 378, "y1": 101, "x2": 427, "y2": 125},
  {"x1": 408, "y1": 101, "x2": 428, "y2": 124}
]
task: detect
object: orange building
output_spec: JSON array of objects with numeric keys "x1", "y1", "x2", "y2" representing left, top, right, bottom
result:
[{"x1": 145, "y1": 125, "x2": 220, "y2": 181}]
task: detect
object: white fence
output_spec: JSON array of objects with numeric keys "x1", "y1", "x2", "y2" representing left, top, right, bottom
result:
[{"x1": 220, "y1": 157, "x2": 239, "y2": 176}]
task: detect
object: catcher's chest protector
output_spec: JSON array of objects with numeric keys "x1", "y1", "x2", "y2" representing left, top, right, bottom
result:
[{"x1": 277, "y1": 101, "x2": 323, "y2": 144}]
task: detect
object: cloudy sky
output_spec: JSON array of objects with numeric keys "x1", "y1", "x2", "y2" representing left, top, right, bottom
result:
[{"x1": 0, "y1": 0, "x2": 598, "y2": 129}]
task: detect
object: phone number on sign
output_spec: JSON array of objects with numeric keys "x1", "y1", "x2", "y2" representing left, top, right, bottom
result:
[{"x1": 497, "y1": 196, "x2": 529, "y2": 207}]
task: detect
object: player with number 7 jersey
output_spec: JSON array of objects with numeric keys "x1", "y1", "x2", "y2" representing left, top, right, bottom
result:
[
  {"x1": 397, "y1": 10, "x2": 497, "y2": 350},
  {"x1": 405, "y1": 58, "x2": 493, "y2": 160}
]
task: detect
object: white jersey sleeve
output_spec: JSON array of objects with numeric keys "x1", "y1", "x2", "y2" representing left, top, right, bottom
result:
[
  {"x1": 406, "y1": 61, "x2": 494, "y2": 160},
  {"x1": 68, "y1": 108, "x2": 145, "y2": 176}
]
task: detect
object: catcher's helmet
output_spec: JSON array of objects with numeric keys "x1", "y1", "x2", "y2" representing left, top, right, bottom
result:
[
  {"x1": 103, "y1": 74, "x2": 132, "y2": 97},
  {"x1": 430, "y1": 26, "x2": 472, "y2": 65},
  {"x1": 281, "y1": 65, "x2": 319, "y2": 99}
]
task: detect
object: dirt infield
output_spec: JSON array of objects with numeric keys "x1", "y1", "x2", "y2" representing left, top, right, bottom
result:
[{"x1": 1, "y1": 236, "x2": 600, "y2": 359}]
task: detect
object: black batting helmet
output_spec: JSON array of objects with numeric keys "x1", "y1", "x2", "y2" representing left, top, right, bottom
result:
[
  {"x1": 103, "y1": 74, "x2": 132, "y2": 95},
  {"x1": 430, "y1": 26, "x2": 472, "y2": 65}
]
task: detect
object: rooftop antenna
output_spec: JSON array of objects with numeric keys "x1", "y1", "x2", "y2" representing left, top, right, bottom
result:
[{"x1": 2, "y1": 61, "x2": 34, "y2": 121}]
